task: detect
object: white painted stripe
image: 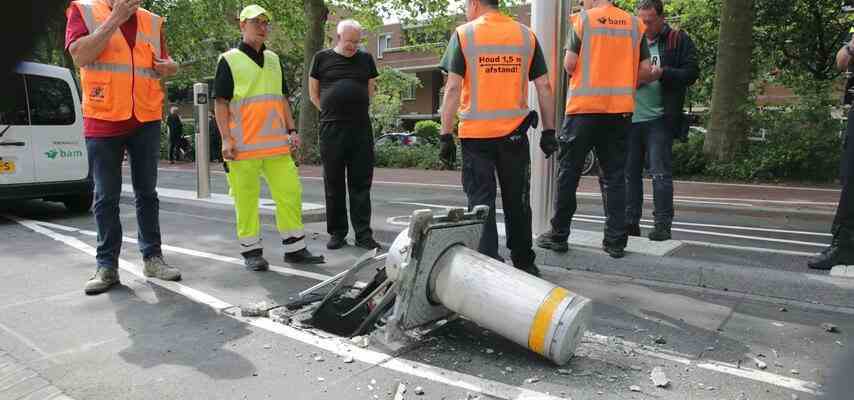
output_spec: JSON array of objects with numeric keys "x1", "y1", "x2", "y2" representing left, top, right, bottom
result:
[
  {"x1": 583, "y1": 333, "x2": 820, "y2": 395},
  {"x1": 9, "y1": 216, "x2": 562, "y2": 400},
  {"x1": 0, "y1": 321, "x2": 51, "y2": 360},
  {"x1": 576, "y1": 214, "x2": 832, "y2": 237},
  {"x1": 122, "y1": 184, "x2": 325, "y2": 212},
  {"x1": 681, "y1": 240, "x2": 818, "y2": 257},
  {"x1": 72, "y1": 227, "x2": 335, "y2": 282}
]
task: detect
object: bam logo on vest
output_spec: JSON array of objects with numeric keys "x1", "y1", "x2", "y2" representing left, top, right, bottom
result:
[
  {"x1": 597, "y1": 16, "x2": 627, "y2": 25},
  {"x1": 90, "y1": 87, "x2": 105, "y2": 101},
  {"x1": 479, "y1": 55, "x2": 522, "y2": 74}
]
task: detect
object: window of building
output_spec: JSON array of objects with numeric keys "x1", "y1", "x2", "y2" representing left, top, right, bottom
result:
[
  {"x1": 26, "y1": 75, "x2": 75, "y2": 126},
  {"x1": 0, "y1": 75, "x2": 29, "y2": 125},
  {"x1": 378, "y1": 33, "x2": 392, "y2": 59},
  {"x1": 403, "y1": 80, "x2": 417, "y2": 101}
]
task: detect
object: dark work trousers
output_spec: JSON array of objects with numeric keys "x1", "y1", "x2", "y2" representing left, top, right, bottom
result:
[
  {"x1": 168, "y1": 133, "x2": 181, "y2": 162},
  {"x1": 319, "y1": 120, "x2": 375, "y2": 242},
  {"x1": 461, "y1": 126, "x2": 535, "y2": 269},
  {"x1": 625, "y1": 117, "x2": 674, "y2": 225},
  {"x1": 86, "y1": 122, "x2": 163, "y2": 269},
  {"x1": 551, "y1": 114, "x2": 631, "y2": 247},
  {"x1": 831, "y1": 108, "x2": 854, "y2": 238}
]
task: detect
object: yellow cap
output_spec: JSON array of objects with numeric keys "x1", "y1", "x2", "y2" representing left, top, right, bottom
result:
[{"x1": 240, "y1": 4, "x2": 272, "y2": 22}]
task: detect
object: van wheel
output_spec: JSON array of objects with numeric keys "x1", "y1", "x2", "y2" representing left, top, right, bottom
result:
[{"x1": 63, "y1": 193, "x2": 93, "y2": 213}]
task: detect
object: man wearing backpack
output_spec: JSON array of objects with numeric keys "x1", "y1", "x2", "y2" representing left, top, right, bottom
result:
[{"x1": 624, "y1": 0, "x2": 699, "y2": 241}]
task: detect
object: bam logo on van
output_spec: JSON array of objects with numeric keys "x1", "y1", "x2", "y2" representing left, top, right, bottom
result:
[{"x1": 45, "y1": 148, "x2": 84, "y2": 160}]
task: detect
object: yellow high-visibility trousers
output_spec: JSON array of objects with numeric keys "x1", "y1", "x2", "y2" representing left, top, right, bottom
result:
[{"x1": 225, "y1": 154, "x2": 306, "y2": 254}]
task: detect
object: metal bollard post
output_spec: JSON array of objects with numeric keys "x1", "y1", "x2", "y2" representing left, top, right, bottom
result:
[{"x1": 193, "y1": 83, "x2": 211, "y2": 199}]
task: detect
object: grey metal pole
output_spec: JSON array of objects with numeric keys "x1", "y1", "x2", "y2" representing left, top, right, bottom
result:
[
  {"x1": 193, "y1": 83, "x2": 211, "y2": 199},
  {"x1": 530, "y1": 0, "x2": 571, "y2": 235}
]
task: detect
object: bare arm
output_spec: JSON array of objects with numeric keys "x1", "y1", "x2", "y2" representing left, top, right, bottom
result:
[
  {"x1": 214, "y1": 98, "x2": 236, "y2": 160},
  {"x1": 563, "y1": 50, "x2": 579, "y2": 77},
  {"x1": 838, "y1": 41, "x2": 854, "y2": 72},
  {"x1": 440, "y1": 73, "x2": 463, "y2": 136},
  {"x1": 368, "y1": 78, "x2": 376, "y2": 98},
  {"x1": 533, "y1": 74, "x2": 555, "y2": 131},
  {"x1": 68, "y1": 0, "x2": 140, "y2": 66},
  {"x1": 309, "y1": 77, "x2": 321, "y2": 110}
]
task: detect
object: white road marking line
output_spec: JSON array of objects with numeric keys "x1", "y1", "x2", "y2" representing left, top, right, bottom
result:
[
  {"x1": 72, "y1": 226, "x2": 335, "y2": 283},
  {"x1": 8, "y1": 216, "x2": 561, "y2": 400},
  {"x1": 6, "y1": 215, "x2": 827, "y2": 395},
  {"x1": 575, "y1": 214, "x2": 832, "y2": 237},
  {"x1": 680, "y1": 241, "x2": 818, "y2": 257},
  {"x1": 390, "y1": 202, "x2": 828, "y2": 248},
  {"x1": 122, "y1": 184, "x2": 325, "y2": 212},
  {"x1": 583, "y1": 333, "x2": 820, "y2": 395}
]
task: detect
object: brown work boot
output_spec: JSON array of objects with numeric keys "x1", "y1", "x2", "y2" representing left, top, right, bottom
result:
[
  {"x1": 84, "y1": 267, "x2": 120, "y2": 295},
  {"x1": 143, "y1": 255, "x2": 182, "y2": 281}
]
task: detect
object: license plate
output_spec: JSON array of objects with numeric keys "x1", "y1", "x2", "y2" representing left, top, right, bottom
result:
[{"x1": 0, "y1": 160, "x2": 15, "y2": 174}]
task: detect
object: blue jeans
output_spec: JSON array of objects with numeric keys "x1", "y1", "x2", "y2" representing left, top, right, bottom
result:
[
  {"x1": 625, "y1": 117, "x2": 674, "y2": 225},
  {"x1": 86, "y1": 122, "x2": 162, "y2": 269}
]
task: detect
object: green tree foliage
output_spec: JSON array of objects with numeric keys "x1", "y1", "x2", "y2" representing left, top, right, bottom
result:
[
  {"x1": 414, "y1": 120, "x2": 441, "y2": 143},
  {"x1": 370, "y1": 68, "x2": 421, "y2": 135}
]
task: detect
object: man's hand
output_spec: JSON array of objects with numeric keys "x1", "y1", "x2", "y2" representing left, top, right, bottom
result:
[
  {"x1": 109, "y1": 0, "x2": 142, "y2": 25},
  {"x1": 222, "y1": 140, "x2": 237, "y2": 161},
  {"x1": 290, "y1": 132, "x2": 301, "y2": 149},
  {"x1": 153, "y1": 58, "x2": 178, "y2": 77},
  {"x1": 539, "y1": 129, "x2": 558, "y2": 159},
  {"x1": 439, "y1": 134, "x2": 456, "y2": 168},
  {"x1": 649, "y1": 65, "x2": 664, "y2": 82}
]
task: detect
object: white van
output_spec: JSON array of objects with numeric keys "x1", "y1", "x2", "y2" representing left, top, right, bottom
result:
[{"x1": 0, "y1": 62, "x2": 92, "y2": 212}]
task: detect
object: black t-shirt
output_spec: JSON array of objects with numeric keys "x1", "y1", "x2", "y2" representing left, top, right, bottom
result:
[{"x1": 310, "y1": 49, "x2": 379, "y2": 122}]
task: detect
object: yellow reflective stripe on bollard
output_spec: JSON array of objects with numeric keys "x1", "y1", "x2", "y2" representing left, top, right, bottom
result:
[{"x1": 528, "y1": 287, "x2": 570, "y2": 355}]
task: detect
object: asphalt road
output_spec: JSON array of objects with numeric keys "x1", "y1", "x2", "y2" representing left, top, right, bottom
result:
[{"x1": 0, "y1": 164, "x2": 850, "y2": 399}]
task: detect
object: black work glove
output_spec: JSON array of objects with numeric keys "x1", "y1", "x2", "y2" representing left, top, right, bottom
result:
[
  {"x1": 439, "y1": 134, "x2": 457, "y2": 168},
  {"x1": 540, "y1": 129, "x2": 558, "y2": 159}
]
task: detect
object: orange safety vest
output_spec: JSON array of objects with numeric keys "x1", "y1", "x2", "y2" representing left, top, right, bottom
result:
[
  {"x1": 221, "y1": 49, "x2": 291, "y2": 161},
  {"x1": 456, "y1": 12, "x2": 535, "y2": 139},
  {"x1": 69, "y1": 0, "x2": 165, "y2": 122},
  {"x1": 565, "y1": 5, "x2": 642, "y2": 115}
]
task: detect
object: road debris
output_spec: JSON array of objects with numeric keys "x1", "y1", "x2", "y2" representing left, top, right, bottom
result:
[
  {"x1": 754, "y1": 358, "x2": 767, "y2": 370},
  {"x1": 737, "y1": 392, "x2": 748, "y2": 400},
  {"x1": 629, "y1": 385, "x2": 642, "y2": 392},
  {"x1": 240, "y1": 301, "x2": 278, "y2": 317},
  {"x1": 524, "y1": 377, "x2": 541, "y2": 384},
  {"x1": 414, "y1": 386, "x2": 425, "y2": 395},
  {"x1": 790, "y1": 369, "x2": 800, "y2": 375},
  {"x1": 653, "y1": 336, "x2": 667, "y2": 345},
  {"x1": 650, "y1": 367, "x2": 670, "y2": 388},
  {"x1": 779, "y1": 307, "x2": 788, "y2": 312},
  {"x1": 505, "y1": 367, "x2": 514, "y2": 373},
  {"x1": 822, "y1": 323, "x2": 839, "y2": 333},
  {"x1": 556, "y1": 369, "x2": 573, "y2": 376},
  {"x1": 485, "y1": 348, "x2": 495, "y2": 354},
  {"x1": 317, "y1": 377, "x2": 325, "y2": 382},
  {"x1": 314, "y1": 355, "x2": 325, "y2": 362},
  {"x1": 393, "y1": 383, "x2": 406, "y2": 400},
  {"x1": 343, "y1": 356, "x2": 354, "y2": 363}
]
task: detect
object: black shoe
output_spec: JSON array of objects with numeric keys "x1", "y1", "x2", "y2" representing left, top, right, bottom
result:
[
  {"x1": 603, "y1": 244, "x2": 625, "y2": 259},
  {"x1": 626, "y1": 223, "x2": 641, "y2": 237},
  {"x1": 535, "y1": 230, "x2": 569, "y2": 253},
  {"x1": 807, "y1": 245, "x2": 854, "y2": 270},
  {"x1": 326, "y1": 235, "x2": 347, "y2": 250},
  {"x1": 243, "y1": 255, "x2": 269, "y2": 271},
  {"x1": 516, "y1": 264, "x2": 541, "y2": 277},
  {"x1": 285, "y1": 248, "x2": 325, "y2": 265},
  {"x1": 648, "y1": 223, "x2": 672, "y2": 241},
  {"x1": 355, "y1": 238, "x2": 383, "y2": 251}
]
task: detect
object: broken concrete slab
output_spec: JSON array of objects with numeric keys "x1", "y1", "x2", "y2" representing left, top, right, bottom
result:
[{"x1": 650, "y1": 367, "x2": 670, "y2": 388}]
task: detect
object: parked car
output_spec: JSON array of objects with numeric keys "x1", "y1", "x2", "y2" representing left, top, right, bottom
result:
[
  {"x1": 0, "y1": 62, "x2": 92, "y2": 212},
  {"x1": 375, "y1": 132, "x2": 420, "y2": 147}
]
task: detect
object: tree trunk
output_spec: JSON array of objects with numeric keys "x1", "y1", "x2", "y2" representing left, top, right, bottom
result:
[
  {"x1": 704, "y1": 0, "x2": 754, "y2": 162},
  {"x1": 298, "y1": 0, "x2": 328, "y2": 164}
]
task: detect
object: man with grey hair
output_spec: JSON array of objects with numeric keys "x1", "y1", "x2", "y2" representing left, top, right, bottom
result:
[
  {"x1": 309, "y1": 19, "x2": 381, "y2": 251},
  {"x1": 166, "y1": 106, "x2": 183, "y2": 163}
]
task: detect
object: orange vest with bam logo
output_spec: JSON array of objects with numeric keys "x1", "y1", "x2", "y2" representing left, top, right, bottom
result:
[{"x1": 69, "y1": 0, "x2": 165, "y2": 122}]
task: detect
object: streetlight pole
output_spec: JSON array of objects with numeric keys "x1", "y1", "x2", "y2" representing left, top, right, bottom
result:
[{"x1": 530, "y1": 0, "x2": 572, "y2": 235}]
